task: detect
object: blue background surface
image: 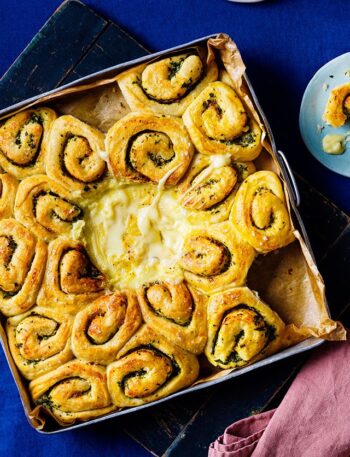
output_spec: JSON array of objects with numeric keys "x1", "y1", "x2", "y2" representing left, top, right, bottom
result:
[{"x1": 0, "y1": 0, "x2": 349, "y2": 456}]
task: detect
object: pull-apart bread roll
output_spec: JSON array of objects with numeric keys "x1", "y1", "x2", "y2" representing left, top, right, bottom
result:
[
  {"x1": 30, "y1": 359, "x2": 115, "y2": 424},
  {"x1": 107, "y1": 325, "x2": 199, "y2": 407},
  {"x1": 205, "y1": 287, "x2": 285, "y2": 369},
  {"x1": 137, "y1": 281, "x2": 207, "y2": 354},
  {"x1": 106, "y1": 112, "x2": 194, "y2": 185},
  {"x1": 323, "y1": 82, "x2": 350, "y2": 127},
  {"x1": 117, "y1": 52, "x2": 218, "y2": 116},
  {"x1": 37, "y1": 238, "x2": 105, "y2": 315},
  {"x1": 230, "y1": 171, "x2": 295, "y2": 253},
  {"x1": 180, "y1": 222, "x2": 255, "y2": 293},
  {"x1": 46, "y1": 115, "x2": 107, "y2": 192},
  {"x1": 7, "y1": 307, "x2": 73, "y2": 380},
  {"x1": 0, "y1": 218, "x2": 47, "y2": 316},
  {"x1": 183, "y1": 81, "x2": 262, "y2": 161},
  {"x1": 71, "y1": 291, "x2": 142, "y2": 364},
  {"x1": 0, "y1": 108, "x2": 56, "y2": 178},
  {"x1": 179, "y1": 153, "x2": 256, "y2": 223},
  {"x1": 14, "y1": 175, "x2": 83, "y2": 242}
]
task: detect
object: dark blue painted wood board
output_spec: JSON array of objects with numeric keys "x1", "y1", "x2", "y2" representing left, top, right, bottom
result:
[
  {"x1": 0, "y1": 2, "x2": 349, "y2": 456},
  {"x1": 0, "y1": 1, "x2": 108, "y2": 109}
]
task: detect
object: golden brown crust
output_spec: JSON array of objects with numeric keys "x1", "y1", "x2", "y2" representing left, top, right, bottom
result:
[
  {"x1": 0, "y1": 108, "x2": 57, "y2": 178},
  {"x1": 71, "y1": 290, "x2": 142, "y2": 364},
  {"x1": 183, "y1": 81, "x2": 262, "y2": 160},
  {"x1": 179, "y1": 222, "x2": 256, "y2": 293},
  {"x1": 0, "y1": 218, "x2": 47, "y2": 316},
  {"x1": 182, "y1": 166, "x2": 237, "y2": 210},
  {"x1": 29, "y1": 359, "x2": 115, "y2": 424},
  {"x1": 205, "y1": 287, "x2": 285, "y2": 369},
  {"x1": 107, "y1": 325, "x2": 199, "y2": 407},
  {"x1": 0, "y1": 173, "x2": 18, "y2": 218},
  {"x1": 46, "y1": 115, "x2": 107, "y2": 192},
  {"x1": 37, "y1": 237, "x2": 105, "y2": 315},
  {"x1": 230, "y1": 171, "x2": 295, "y2": 253},
  {"x1": 14, "y1": 174, "x2": 83, "y2": 242},
  {"x1": 117, "y1": 52, "x2": 218, "y2": 116},
  {"x1": 7, "y1": 307, "x2": 73, "y2": 380},
  {"x1": 106, "y1": 112, "x2": 194, "y2": 185},
  {"x1": 178, "y1": 153, "x2": 256, "y2": 223},
  {"x1": 323, "y1": 82, "x2": 350, "y2": 127},
  {"x1": 137, "y1": 281, "x2": 207, "y2": 354}
]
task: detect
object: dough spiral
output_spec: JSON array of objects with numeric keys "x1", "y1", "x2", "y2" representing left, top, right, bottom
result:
[
  {"x1": 37, "y1": 238, "x2": 105, "y2": 314},
  {"x1": 180, "y1": 222, "x2": 256, "y2": 293},
  {"x1": 179, "y1": 153, "x2": 256, "y2": 223},
  {"x1": 0, "y1": 218, "x2": 47, "y2": 316},
  {"x1": 106, "y1": 112, "x2": 194, "y2": 184},
  {"x1": 7, "y1": 307, "x2": 73, "y2": 380},
  {"x1": 137, "y1": 281, "x2": 207, "y2": 354},
  {"x1": 71, "y1": 291, "x2": 142, "y2": 364},
  {"x1": 46, "y1": 115, "x2": 106, "y2": 192},
  {"x1": 30, "y1": 359, "x2": 115, "y2": 424},
  {"x1": 183, "y1": 81, "x2": 262, "y2": 160},
  {"x1": 0, "y1": 108, "x2": 56, "y2": 178},
  {"x1": 14, "y1": 175, "x2": 83, "y2": 242},
  {"x1": 107, "y1": 325, "x2": 199, "y2": 407},
  {"x1": 117, "y1": 52, "x2": 218, "y2": 116},
  {"x1": 230, "y1": 171, "x2": 295, "y2": 253},
  {"x1": 205, "y1": 287, "x2": 285, "y2": 369}
]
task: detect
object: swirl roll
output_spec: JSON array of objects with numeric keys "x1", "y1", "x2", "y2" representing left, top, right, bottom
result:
[
  {"x1": 0, "y1": 108, "x2": 56, "y2": 178},
  {"x1": 230, "y1": 171, "x2": 295, "y2": 253},
  {"x1": 179, "y1": 222, "x2": 256, "y2": 294},
  {"x1": 46, "y1": 115, "x2": 107, "y2": 192},
  {"x1": 182, "y1": 164, "x2": 237, "y2": 211},
  {"x1": 37, "y1": 238, "x2": 105, "y2": 315},
  {"x1": 0, "y1": 219, "x2": 47, "y2": 317},
  {"x1": 7, "y1": 307, "x2": 73, "y2": 380},
  {"x1": 205, "y1": 287, "x2": 285, "y2": 369},
  {"x1": 179, "y1": 153, "x2": 256, "y2": 223},
  {"x1": 30, "y1": 359, "x2": 115, "y2": 424},
  {"x1": 14, "y1": 175, "x2": 83, "y2": 242},
  {"x1": 106, "y1": 112, "x2": 194, "y2": 185},
  {"x1": 323, "y1": 82, "x2": 350, "y2": 127},
  {"x1": 107, "y1": 325, "x2": 199, "y2": 407},
  {"x1": 183, "y1": 81, "x2": 262, "y2": 160},
  {"x1": 117, "y1": 52, "x2": 218, "y2": 116},
  {"x1": 0, "y1": 173, "x2": 17, "y2": 218},
  {"x1": 71, "y1": 291, "x2": 142, "y2": 364},
  {"x1": 137, "y1": 281, "x2": 207, "y2": 354}
]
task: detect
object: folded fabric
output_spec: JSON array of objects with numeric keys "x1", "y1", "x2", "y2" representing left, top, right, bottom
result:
[{"x1": 209, "y1": 340, "x2": 350, "y2": 457}]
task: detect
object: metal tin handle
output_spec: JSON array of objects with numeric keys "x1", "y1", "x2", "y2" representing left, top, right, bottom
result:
[{"x1": 277, "y1": 150, "x2": 300, "y2": 207}]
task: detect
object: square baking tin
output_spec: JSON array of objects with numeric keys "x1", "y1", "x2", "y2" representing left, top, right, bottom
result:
[{"x1": 0, "y1": 34, "x2": 326, "y2": 433}]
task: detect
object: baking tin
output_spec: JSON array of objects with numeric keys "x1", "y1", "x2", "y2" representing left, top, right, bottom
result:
[{"x1": 0, "y1": 34, "x2": 326, "y2": 433}]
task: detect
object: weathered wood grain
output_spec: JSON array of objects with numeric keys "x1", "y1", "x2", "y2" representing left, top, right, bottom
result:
[
  {"x1": 0, "y1": 0, "x2": 107, "y2": 109},
  {"x1": 163, "y1": 357, "x2": 303, "y2": 456},
  {"x1": 296, "y1": 173, "x2": 350, "y2": 263},
  {"x1": 62, "y1": 23, "x2": 149, "y2": 84}
]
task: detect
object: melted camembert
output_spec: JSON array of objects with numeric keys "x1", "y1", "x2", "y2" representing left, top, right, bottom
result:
[{"x1": 71, "y1": 155, "x2": 232, "y2": 289}]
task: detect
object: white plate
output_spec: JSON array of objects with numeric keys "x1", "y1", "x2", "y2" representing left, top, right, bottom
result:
[{"x1": 299, "y1": 53, "x2": 350, "y2": 177}]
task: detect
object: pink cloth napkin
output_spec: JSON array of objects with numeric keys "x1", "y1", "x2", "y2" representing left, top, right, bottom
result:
[{"x1": 209, "y1": 340, "x2": 350, "y2": 457}]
